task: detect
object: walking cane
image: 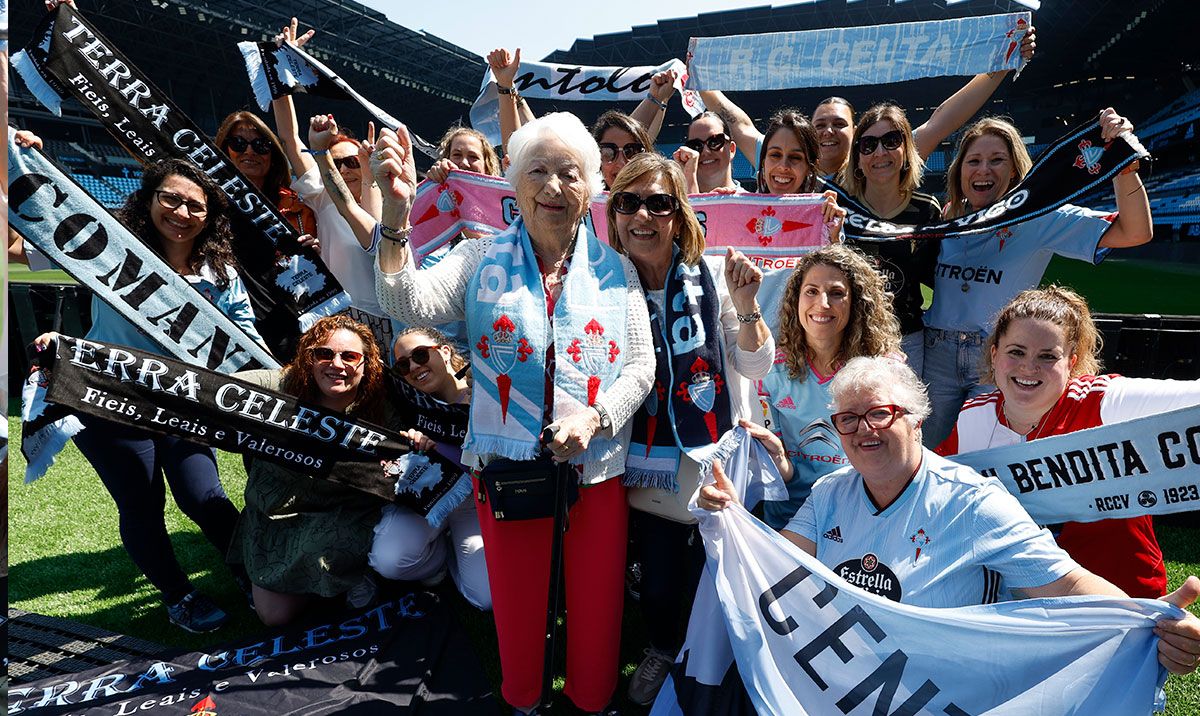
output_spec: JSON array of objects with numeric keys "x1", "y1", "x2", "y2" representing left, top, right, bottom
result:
[{"x1": 540, "y1": 427, "x2": 571, "y2": 709}]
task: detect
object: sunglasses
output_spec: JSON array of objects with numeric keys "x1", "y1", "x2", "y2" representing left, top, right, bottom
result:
[
  {"x1": 611, "y1": 192, "x2": 680, "y2": 217},
  {"x1": 856, "y1": 130, "x2": 904, "y2": 155},
  {"x1": 830, "y1": 404, "x2": 907, "y2": 435},
  {"x1": 154, "y1": 190, "x2": 208, "y2": 218},
  {"x1": 333, "y1": 155, "x2": 361, "y2": 170},
  {"x1": 684, "y1": 133, "x2": 730, "y2": 154},
  {"x1": 393, "y1": 345, "x2": 439, "y2": 377},
  {"x1": 225, "y1": 136, "x2": 274, "y2": 156},
  {"x1": 598, "y1": 142, "x2": 645, "y2": 163},
  {"x1": 312, "y1": 346, "x2": 364, "y2": 367}
]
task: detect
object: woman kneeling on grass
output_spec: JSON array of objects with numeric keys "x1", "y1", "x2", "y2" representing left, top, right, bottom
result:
[{"x1": 229, "y1": 315, "x2": 388, "y2": 626}]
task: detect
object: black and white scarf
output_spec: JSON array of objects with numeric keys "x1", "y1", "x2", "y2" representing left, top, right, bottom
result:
[
  {"x1": 29, "y1": 337, "x2": 470, "y2": 526},
  {"x1": 825, "y1": 117, "x2": 1149, "y2": 241},
  {"x1": 237, "y1": 39, "x2": 439, "y2": 160},
  {"x1": 625, "y1": 254, "x2": 733, "y2": 490},
  {"x1": 11, "y1": 4, "x2": 351, "y2": 347}
]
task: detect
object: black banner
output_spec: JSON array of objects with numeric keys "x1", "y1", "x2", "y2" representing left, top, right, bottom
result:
[
  {"x1": 39, "y1": 336, "x2": 467, "y2": 517},
  {"x1": 13, "y1": 4, "x2": 351, "y2": 343},
  {"x1": 7, "y1": 593, "x2": 499, "y2": 715},
  {"x1": 824, "y1": 117, "x2": 1149, "y2": 241}
]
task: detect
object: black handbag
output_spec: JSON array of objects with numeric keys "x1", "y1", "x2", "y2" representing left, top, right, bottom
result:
[{"x1": 477, "y1": 455, "x2": 579, "y2": 521}]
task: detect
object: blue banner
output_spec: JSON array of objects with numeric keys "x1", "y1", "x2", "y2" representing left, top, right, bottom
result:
[{"x1": 686, "y1": 12, "x2": 1031, "y2": 91}]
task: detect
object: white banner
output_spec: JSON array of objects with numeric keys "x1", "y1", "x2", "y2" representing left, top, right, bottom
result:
[
  {"x1": 694, "y1": 502, "x2": 1174, "y2": 715},
  {"x1": 469, "y1": 58, "x2": 704, "y2": 147},
  {"x1": 954, "y1": 404, "x2": 1200, "y2": 525}
]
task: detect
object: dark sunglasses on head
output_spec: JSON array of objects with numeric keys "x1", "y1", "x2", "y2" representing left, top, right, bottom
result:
[
  {"x1": 611, "y1": 192, "x2": 680, "y2": 217},
  {"x1": 154, "y1": 190, "x2": 208, "y2": 218},
  {"x1": 684, "y1": 133, "x2": 730, "y2": 153},
  {"x1": 312, "y1": 346, "x2": 364, "y2": 367},
  {"x1": 225, "y1": 136, "x2": 274, "y2": 156},
  {"x1": 333, "y1": 155, "x2": 361, "y2": 170},
  {"x1": 598, "y1": 142, "x2": 645, "y2": 163},
  {"x1": 392, "y1": 345, "x2": 439, "y2": 376},
  {"x1": 856, "y1": 130, "x2": 904, "y2": 155}
]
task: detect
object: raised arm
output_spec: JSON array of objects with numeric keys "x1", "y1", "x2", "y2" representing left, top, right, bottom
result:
[
  {"x1": 698, "y1": 90, "x2": 765, "y2": 168},
  {"x1": 269, "y1": 18, "x2": 318, "y2": 178},
  {"x1": 631, "y1": 69, "x2": 677, "y2": 144},
  {"x1": 308, "y1": 114, "x2": 375, "y2": 249},
  {"x1": 914, "y1": 26, "x2": 1036, "y2": 158},
  {"x1": 1096, "y1": 108, "x2": 1153, "y2": 248},
  {"x1": 357, "y1": 121, "x2": 382, "y2": 221},
  {"x1": 488, "y1": 48, "x2": 528, "y2": 152},
  {"x1": 370, "y1": 125, "x2": 478, "y2": 325}
]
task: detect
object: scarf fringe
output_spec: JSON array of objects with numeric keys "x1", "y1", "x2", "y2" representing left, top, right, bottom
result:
[
  {"x1": 469, "y1": 435, "x2": 542, "y2": 462},
  {"x1": 22, "y1": 417, "x2": 84, "y2": 483},
  {"x1": 622, "y1": 467, "x2": 680, "y2": 491},
  {"x1": 696, "y1": 427, "x2": 746, "y2": 478},
  {"x1": 423, "y1": 474, "x2": 472, "y2": 529},
  {"x1": 236, "y1": 41, "x2": 273, "y2": 111},
  {"x1": 11, "y1": 51, "x2": 64, "y2": 115}
]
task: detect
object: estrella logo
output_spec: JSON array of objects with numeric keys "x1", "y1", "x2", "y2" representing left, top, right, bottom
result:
[{"x1": 191, "y1": 695, "x2": 217, "y2": 715}]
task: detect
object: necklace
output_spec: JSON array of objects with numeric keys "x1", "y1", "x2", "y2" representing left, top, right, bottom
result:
[{"x1": 997, "y1": 403, "x2": 1049, "y2": 444}]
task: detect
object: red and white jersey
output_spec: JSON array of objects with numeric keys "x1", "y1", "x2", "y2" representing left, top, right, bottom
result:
[{"x1": 937, "y1": 374, "x2": 1200, "y2": 597}]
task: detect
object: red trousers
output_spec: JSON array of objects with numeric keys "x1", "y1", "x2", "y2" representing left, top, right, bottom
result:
[{"x1": 475, "y1": 475, "x2": 628, "y2": 712}]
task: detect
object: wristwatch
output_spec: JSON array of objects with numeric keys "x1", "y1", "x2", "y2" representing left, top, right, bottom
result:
[{"x1": 593, "y1": 403, "x2": 612, "y2": 432}]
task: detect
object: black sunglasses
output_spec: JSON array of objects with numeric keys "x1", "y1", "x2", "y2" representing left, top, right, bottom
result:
[
  {"x1": 393, "y1": 345, "x2": 439, "y2": 376},
  {"x1": 225, "y1": 136, "x2": 274, "y2": 155},
  {"x1": 154, "y1": 190, "x2": 208, "y2": 218},
  {"x1": 598, "y1": 142, "x2": 645, "y2": 163},
  {"x1": 312, "y1": 346, "x2": 364, "y2": 367},
  {"x1": 611, "y1": 192, "x2": 679, "y2": 217},
  {"x1": 684, "y1": 133, "x2": 730, "y2": 153},
  {"x1": 856, "y1": 130, "x2": 904, "y2": 155},
  {"x1": 333, "y1": 155, "x2": 361, "y2": 170}
]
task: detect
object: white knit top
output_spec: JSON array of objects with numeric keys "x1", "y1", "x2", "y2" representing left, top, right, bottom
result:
[{"x1": 376, "y1": 236, "x2": 655, "y2": 484}]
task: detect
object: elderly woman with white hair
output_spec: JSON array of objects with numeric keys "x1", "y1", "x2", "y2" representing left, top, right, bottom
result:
[
  {"x1": 699, "y1": 358, "x2": 1200, "y2": 669},
  {"x1": 371, "y1": 113, "x2": 653, "y2": 715}
]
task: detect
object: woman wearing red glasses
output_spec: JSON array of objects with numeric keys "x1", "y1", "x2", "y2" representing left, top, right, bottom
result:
[
  {"x1": 367, "y1": 328, "x2": 491, "y2": 610},
  {"x1": 31, "y1": 159, "x2": 264, "y2": 634},
  {"x1": 840, "y1": 104, "x2": 943, "y2": 377},
  {"x1": 230, "y1": 315, "x2": 391, "y2": 626}
]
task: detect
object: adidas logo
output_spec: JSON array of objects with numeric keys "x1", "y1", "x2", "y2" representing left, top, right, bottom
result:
[
  {"x1": 822, "y1": 526, "x2": 843, "y2": 543},
  {"x1": 776, "y1": 396, "x2": 796, "y2": 410}
]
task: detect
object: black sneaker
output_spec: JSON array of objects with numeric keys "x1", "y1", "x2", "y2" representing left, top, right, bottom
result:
[
  {"x1": 166, "y1": 591, "x2": 228, "y2": 633},
  {"x1": 627, "y1": 647, "x2": 675, "y2": 705}
]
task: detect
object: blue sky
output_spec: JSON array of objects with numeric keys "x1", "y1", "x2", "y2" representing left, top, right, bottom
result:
[{"x1": 362, "y1": 0, "x2": 779, "y2": 60}]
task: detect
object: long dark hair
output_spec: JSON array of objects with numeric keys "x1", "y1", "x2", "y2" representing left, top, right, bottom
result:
[
  {"x1": 283, "y1": 315, "x2": 386, "y2": 422},
  {"x1": 756, "y1": 108, "x2": 820, "y2": 194},
  {"x1": 213, "y1": 111, "x2": 290, "y2": 200},
  {"x1": 117, "y1": 159, "x2": 238, "y2": 288}
]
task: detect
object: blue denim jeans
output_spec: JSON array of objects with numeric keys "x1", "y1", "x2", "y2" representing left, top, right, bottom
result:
[
  {"x1": 901, "y1": 330, "x2": 924, "y2": 378},
  {"x1": 921, "y1": 327, "x2": 995, "y2": 448}
]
